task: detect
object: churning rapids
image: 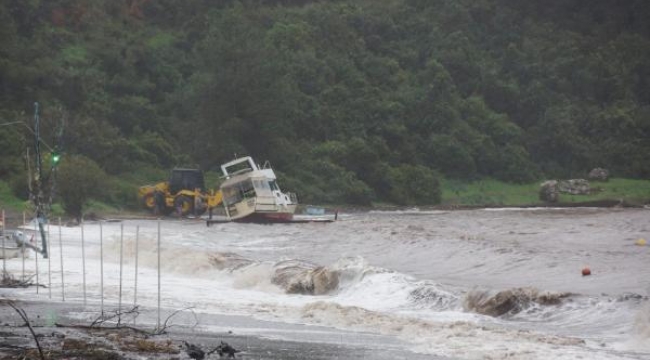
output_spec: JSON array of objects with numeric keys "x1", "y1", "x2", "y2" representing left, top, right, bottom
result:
[{"x1": 6, "y1": 207, "x2": 650, "y2": 359}]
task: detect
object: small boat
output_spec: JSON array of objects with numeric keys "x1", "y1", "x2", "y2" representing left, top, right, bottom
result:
[
  {"x1": 305, "y1": 206, "x2": 325, "y2": 216},
  {"x1": 219, "y1": 156, "x2": 297, "y2": 222},
  {"x1": 0, "y1": 245, "x2": 28, "y2": 259},
  {"x1": 0, "y1": 231, "x2": 31, "y2": 259}
]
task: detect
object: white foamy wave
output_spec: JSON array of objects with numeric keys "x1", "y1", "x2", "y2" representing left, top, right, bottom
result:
[
  {"x1": 408, "y1": 281, "x2": 459, "y2": 311},
  {"x1": 629, "y1": 303, "x2": 650, "y2": 351},
  {"x1": 329, "y1": 256, "x2": 368, "y2": 289},
  {"x1": 102, "y1": 235, "x2": 227, "y2": 278},
  {"x1": 603, "y1": 300, "x2": 650, "y2": 356},
  {"x1": 332, "y1": 265, "x2": 460, "y2": 315},
  {"x1": 298, "y1": 301, "x2": 609, "y2": 360},
  {"x1": 208, "y1": 251, "x2": 255, "y2": 271},
  {"x1": 231, "y1": 262, "x2": 282, "y2": 292}
]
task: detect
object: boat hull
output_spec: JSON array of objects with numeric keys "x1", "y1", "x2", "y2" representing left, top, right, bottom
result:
[
  {"x1": 233, "y1": 211, "x2": 295, "y2": 223},
  {"x1": 0, "y1": 246, "x2": 28, "y2": 259}
]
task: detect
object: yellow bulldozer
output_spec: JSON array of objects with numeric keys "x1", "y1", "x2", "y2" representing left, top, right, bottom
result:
[{"x1": 138, "y1": 168, "x2": 222, "y2": 217}]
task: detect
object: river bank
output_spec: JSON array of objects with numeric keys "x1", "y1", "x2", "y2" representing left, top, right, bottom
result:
[
  {"x1": 2, "y1": 177, "x2": 649, "y2": 226},
  {"x1": 2, "y1": 197, "x2": 647, "y2": 230},
  {"x1": 0, "y1": 299, "x2": 443, "y2": 360}
]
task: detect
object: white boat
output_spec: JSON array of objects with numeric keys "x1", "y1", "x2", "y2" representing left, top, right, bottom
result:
[
  {"x1": 220, "y1": 157, "x2": 297, "y2": 222},
  {"x1": 0, "y1": 245, "x2": 28, "y2": 259},
  {"x1": 0, "y1": 231, "x2": 31, "y2": 259}
]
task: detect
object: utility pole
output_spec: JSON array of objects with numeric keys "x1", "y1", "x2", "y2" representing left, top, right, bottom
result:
[
  {"x1": 33, "y1": 102, "x2": 48, "y2": 259},
  {"x1": 2, "y1": 103, "x2": 63, "y2": 259}
]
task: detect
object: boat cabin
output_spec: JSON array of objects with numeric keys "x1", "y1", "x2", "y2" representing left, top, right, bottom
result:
[{"x1": 219, "y1": 156, "x2": 297, "y2": 222}]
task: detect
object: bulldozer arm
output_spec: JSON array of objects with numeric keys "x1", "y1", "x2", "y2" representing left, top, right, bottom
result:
[{"x1": 207, "y1": 190, "x2": 223, "y2": 208}]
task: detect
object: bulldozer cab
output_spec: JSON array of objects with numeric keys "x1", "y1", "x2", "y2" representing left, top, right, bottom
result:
[{"x1": 169, "y1": 168, "x2": 205, "y2": 195}]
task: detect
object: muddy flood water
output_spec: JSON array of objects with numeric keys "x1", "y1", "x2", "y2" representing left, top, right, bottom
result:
[{"x1": 2, "y1": 207, "x2": 649, "y2": 359}]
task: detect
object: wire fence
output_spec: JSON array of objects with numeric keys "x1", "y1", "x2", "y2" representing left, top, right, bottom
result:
[
  {"x1": 1, "y1": 209, "x2": 371, "y2": 359},
  {"x1": 1, "y1": 210, "x2": 163, "y2": 329}
]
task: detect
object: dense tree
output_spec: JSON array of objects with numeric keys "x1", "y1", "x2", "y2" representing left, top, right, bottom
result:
[
  {"x1": 1, "y1": 0, "x2": 649, "y2": 210},
  {"x1": 56, "y1": 154, "x2": 108, "y2": 221}
]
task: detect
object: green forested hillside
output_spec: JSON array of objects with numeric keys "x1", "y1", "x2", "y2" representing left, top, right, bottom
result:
[{"x1": 1, "y1": 0, "x2": 649, "y2": 207}]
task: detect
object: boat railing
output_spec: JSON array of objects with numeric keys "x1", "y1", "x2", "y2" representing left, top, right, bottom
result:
[{"x1": 230, "y1": 168, "x2": 253, "y2": 176}]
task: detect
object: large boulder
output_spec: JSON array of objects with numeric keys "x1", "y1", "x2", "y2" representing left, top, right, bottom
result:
[
  {"x1": 588, "y1": 168, "x2": 609, "y2": 182},
  {"x1": 558, "y1": 179, "x2": 590, "y2": 195},
  {"x1": 271, "y1": 260, "x2": 339, "y2": 295},
  {"x1": 539, "y1": 180, "x2": 559, "y2": 202},
  {"x1": 464, "y1": 287, "x2": 571, "y2": 317}
]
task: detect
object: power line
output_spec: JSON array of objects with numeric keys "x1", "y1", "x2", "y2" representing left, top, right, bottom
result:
[{"x1": 0, "y1": 120, "x2": 54, "y2": 151}]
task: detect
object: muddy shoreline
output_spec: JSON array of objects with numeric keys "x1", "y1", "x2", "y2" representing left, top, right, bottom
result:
[
  {"x1": 327, "y1": 198, "x2": 647, "y2": 213},
  {"x1": 0, "y1": 299, "x2": 443, "y2": 360},
  {"x1": 3, "y1": 197, "x2": 646, "y2": 228}
]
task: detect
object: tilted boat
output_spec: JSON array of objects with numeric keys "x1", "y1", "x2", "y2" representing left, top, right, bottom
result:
[
  {"x1": 0, "y1": 231, "x2": 31, "y2": 259},
  {"x1": 1, "y1": 213, "x2": 35, "y2": 259},
  {"x1": 219, "y1": 156, "x2": 297, "y2": 222}
]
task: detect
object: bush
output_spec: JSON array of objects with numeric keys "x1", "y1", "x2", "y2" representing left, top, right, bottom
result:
[
  {"x1": 103, "y1": 178, "x2": 139, "y2": 210},
  {"x1": 56, "y1": 155, "x2": 109, "y2": 221},
  {"x1": 388, "y1": 165, "x2": 441, "y2": 205},
  {"x1": 281, "y1": 159, "x2": 374, "y2": 205}
]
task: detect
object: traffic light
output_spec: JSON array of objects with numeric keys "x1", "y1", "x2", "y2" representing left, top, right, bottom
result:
[{"x1": 51, "y1": 151, "x2": 61, "y2": 166}]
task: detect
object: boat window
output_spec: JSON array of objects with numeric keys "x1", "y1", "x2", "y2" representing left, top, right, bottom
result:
[
  {"x1": 269, "y1": 180, "x2": 279, "y2": 191},
  {"x1": 253, "y1": 179, "x2": 272, "y2": 194},
  {"x1": 240, "y1": 179, "x2": 256, "y2": 199},
  {"x1": 223, "y1": 179, "x2": 256, "y2": 204},
  {"x1": 222, "y1": 185, "x2": 241, "y2": 205}
]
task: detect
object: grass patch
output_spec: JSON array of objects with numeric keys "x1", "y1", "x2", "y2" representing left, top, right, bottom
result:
[
  {"x1": 116, "y1": 166, "x2": 168, "y2": 187},
  {"x1": 85, "y1": 200, "x2": 121, "y2": 214},
  {"x1": 442, "y1": 179, "x2": 539, "y2": 206},
  {"x1": 567, "y1": 178, "x2": 650, "y2": 205},
  {"x1": 441, "y1": 178, "x2": 650, "y2": 207},
  {"x1": 0, "y1": 180, "x2": 25, "y2": 210},
  {"x1": 49, "y1": 203, "x2": 65, "y2": 218}
]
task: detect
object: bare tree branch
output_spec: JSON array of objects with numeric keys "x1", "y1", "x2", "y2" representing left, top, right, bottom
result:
[
  {"x1": 153, "y1": 306, "x2": 198, "y2": 335},
  {"x1": 5, "y1": 301, "x2": 45, "y2": 360},
  {"x1": 90, "y1": 306, "x2": 140, "y2": 328},
  {"x1": 1, "y1": 270, "x2": 44, "y2": 288}
]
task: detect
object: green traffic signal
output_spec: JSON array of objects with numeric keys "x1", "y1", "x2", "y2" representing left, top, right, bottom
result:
[{"x1": 51, "y1": 152, "x2": 61, "y2": 165}]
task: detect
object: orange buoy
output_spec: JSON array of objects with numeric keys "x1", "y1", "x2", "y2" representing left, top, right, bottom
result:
[{"x1": 582, "y1": 267, "x2": 591, "y2": 276}]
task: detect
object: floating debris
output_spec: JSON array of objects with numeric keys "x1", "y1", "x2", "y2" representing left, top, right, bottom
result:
[
  {"x1": 213, "y1": 341, "x2": 240, "y2": 358},
  {"x1": 183, "y1": 341, "x2": 205, "y2": 360}
]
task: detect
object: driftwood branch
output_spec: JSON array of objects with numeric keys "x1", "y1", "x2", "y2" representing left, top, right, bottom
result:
[
  {"x1": 0, "y1": 342, "x2": 31, "y2": 351},
  {"x1": 4, "y1": 300, "x2": 45, "y2": 360},
  {"x1": 54, "y1": 322, "x2": 151, "y2": 336},
  {"x1": 90, "y1": 306, "x2": 140, "y2": 328},
  {"x1": 54, "y1": 305, "x2": 199, "y2": 339},
  {"x1": 153, "y1": 306, "x2": 198, "y2": 335},
  {"x1": 1, "y1": 271, "x2": 44, "y2": 288}
]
